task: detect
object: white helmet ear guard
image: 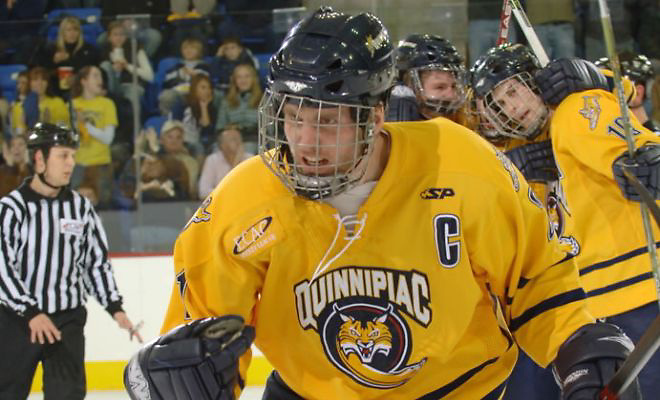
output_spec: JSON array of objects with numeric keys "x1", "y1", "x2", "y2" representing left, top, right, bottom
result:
[{"x1": 258, "y1": 90, "x2": 378, "y2": 200}]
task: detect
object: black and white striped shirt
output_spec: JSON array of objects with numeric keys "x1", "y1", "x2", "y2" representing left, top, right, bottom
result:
[{"x1": 0, "y1": 179, "x2": 123, "y2": 320}]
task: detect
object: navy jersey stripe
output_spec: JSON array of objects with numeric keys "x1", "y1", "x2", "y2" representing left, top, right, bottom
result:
[{"x1": 509, "y1": 289, "x2": 586, "y2": 332}]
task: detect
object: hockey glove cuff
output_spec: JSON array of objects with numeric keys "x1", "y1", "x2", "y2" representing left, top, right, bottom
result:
[
  {"x1": 612, "y1": 144, "x2": 660, "y2": 202},
  {"x1": 535, "y1": 58, "x2": 609, "y2": 106}
]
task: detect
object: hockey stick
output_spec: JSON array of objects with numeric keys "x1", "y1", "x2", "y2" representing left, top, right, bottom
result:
[
  {"x1": 496, "y1": 0, "x2": 513, "y2": 46},
  {"x1": 507, "y1": 0, "x2": 549, "y2": 66},
  {"x1": 597, "y1": 169, "x2": 660, "y2": 399},
  {"x1": 596, "y1": 0, "x2": 660, "y2": 309}
]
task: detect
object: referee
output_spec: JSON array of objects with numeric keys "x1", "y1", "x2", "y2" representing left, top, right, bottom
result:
[{"x1": 0, "y1": 123, "x2": 142, "y2": 399}]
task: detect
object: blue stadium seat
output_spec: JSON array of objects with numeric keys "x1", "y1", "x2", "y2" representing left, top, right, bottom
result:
[
  {"x1": 143, "y1": 57, "x2": 181, "y2": 116},
  {"x1": 144, "y1": 115, "x2": 167, "y2": 136},
  {"x1": 46, "y1": 8, "x2": 104, "y2": 45},
  {"x1": 0, "y1": 64, "x2": 27, "y2": 103},
  {"x1": 253, "y1": 53, "x2": 273, "y2": 86}
]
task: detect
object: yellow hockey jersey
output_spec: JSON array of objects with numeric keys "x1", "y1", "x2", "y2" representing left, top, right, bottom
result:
[
  {"x1": 551, "y1": 89, "x2": 660, "y2": 318},
  {"x1": 162, "y1": 117, "x2": 594, "y2": 399}
]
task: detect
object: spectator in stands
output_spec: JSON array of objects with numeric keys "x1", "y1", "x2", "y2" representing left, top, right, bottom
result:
[
  {"x1": 170, "y1": 0, "x2": 217, "y2": 16},
  {"x1": 98, "y1": 2, "x2": 168, "y2": 59},
  {"x1": 210, "y1": 37, "x2": 257, "y2": 92},
  {"x1": 70, "y1": 65, "x2": 117, "y2": 208},
  {"x1": 526, "y1": 0, "x2": 575, "y2": 59},
  {"x1": 0, "y1": 0, "x2": 47, "y2": 65},
  {"x1": 198, "y1": 126, "x2": 252, "y2": 199},
  {"x1": 182, "y1": 74, "x2": 217, "y2": 154},
  {"x1": 5, "y1": 71, "x2": 28, "y2": 135},
  {"x1": 137, "y1": 154, "x2": 190, "y2": 202},
  {"x1": 11, "y1": 67, "x2": 70, "y2": 135},
  {"x1": 467, "y1": 0, "x2": 517, "y2": 65},
  {"x1": 159, "y1": 120, "x2": 199, "y2": 200},
  {"x1": 215, "y1": 63, "x2": 262, "y2": 153},
  {"x1": 100, "y1": 20, "x2": 154, "y2": 119},
  {"x1": 158, "y1": 37, "x2": 211, "y2": 117},
  {"x1": 38, "y1": 16, "x2": 100, "y2": 93},
  {"x1": 0, "y1": 135, "x2": 29, "y2": 197}
]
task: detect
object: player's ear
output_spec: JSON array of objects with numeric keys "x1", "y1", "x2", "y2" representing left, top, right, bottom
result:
[{"x1": 373, "y1": 103, "x2": 385, "y2": 129}]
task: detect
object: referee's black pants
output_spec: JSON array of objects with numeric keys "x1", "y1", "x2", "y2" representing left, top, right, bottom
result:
[{"x1": 0, "y1": 306, "x2": 87, "y2": 400}]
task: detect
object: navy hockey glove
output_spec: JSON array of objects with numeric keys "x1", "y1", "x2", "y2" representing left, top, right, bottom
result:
[
  {"x1": 504, "y1": 140, "x2": 559, "y2": 182},
  {"x1": 123, "y1": 316, "x2": 255, "y2": 400},
  {"x1": 612, "y1": 144, "x2": 660, "y2": 202},
  {"x1": 553, "y1": 323, "x2": 642, "y2": 400},
  {"x1": 386, "y1": 85, "x2": 423, "y2": 122},
  {"x1": 535, "y1": 58, "x2": 609, "y2": 106}
]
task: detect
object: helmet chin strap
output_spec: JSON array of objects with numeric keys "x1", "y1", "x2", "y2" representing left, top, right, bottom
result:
[{"x1": 37, "y1": 166, "x2": 65, "y2": 191}]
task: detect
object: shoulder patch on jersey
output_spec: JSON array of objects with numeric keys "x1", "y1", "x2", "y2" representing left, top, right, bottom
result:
[
  {"x1": 578, "y1": 95, "x2": 601, "y2": 130},
  {"x1": 495, "y1": 150, "x2": 521, "y2": 192},
  {"x1": 183, "y1": 195, "x2": 212, "y2": 231}
]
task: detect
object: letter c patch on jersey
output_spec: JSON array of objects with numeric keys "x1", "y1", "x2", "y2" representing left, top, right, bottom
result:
[{"x1": 433, "y1": 214, "x2": 461, "y2": 268}]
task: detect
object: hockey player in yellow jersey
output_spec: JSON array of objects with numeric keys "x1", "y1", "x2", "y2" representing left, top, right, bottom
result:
[
  {"x1": 472, "y1": 43, "x2": 659, "y2": 399},
  {"x1": 386, "y1": 34, "x2": 471, "y2": 126},
  {"x1": 124, "y1": 8, "x2": 641, "y2": 400}
]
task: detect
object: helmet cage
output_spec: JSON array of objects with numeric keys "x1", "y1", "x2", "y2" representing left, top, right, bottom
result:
[
  {"x1": 467, "y1": 93, "x2": 510, "y2": 144},
  {"x1": 259, "y1": 89, "x2": 377, "y2": 200},
  {"x1": 409, "y1": 64, "x2": 467, "y2": 116},
  {"x1": 481, "y1": 72, "x2": 549, "y2": 140}
]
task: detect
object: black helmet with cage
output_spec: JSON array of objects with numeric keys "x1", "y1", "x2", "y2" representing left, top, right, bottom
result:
[
  {"x1": 470, "y1": 43, "x2": 549, "y2": 141},
  {"x1": 594, "y1": 53, "x2": 655, "y2": 85},
  {"x1": 27, "y1": 122, "x2": 79, "y2": 164},
  {"x1": 259, "y1": 6, "x2": 396, "y2": 200},
  {"x1": 395, "y1": 34, "x2": 467, "y2": 116}
]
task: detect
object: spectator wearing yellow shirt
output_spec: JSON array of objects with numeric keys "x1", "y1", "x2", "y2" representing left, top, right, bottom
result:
[
  {"x1": 70, "y1": 65, "x2": 118, "y2": 208},
  {"x1": 10, "y1": 67, "x2": 70, "y2": 135}
]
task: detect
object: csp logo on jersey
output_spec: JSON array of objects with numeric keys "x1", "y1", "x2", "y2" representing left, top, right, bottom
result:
[{"x1": 294, "y1": 266, "x2": 429, "y2": 389}]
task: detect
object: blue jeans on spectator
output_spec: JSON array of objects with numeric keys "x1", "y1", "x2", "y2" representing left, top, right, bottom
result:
[
  {"x1": 603, "y1": 301, "x2": 660, "y2": 398},
  {"x1": 469, "y1": 19, "x2": 518, "y2": 66},
  {"x1": 534, "y1": 22, "x2": 575, "y2": 60},
  {"x1": 503, "y1": 350, "x2": 560, "y2": 400}
]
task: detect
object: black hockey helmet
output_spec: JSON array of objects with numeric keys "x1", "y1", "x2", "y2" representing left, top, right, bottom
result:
[
  {"x1": 396, "y1": 34, "x2": 464, "y2": 72},
  {"x1": 470, "y1": 43, "x2": 542, "y2": 98},
  {"x1": 594, "y1": 53, "x2": 655, "y2": 84},
  {"x1": 267, "y1": 6, "x2": 396, "y2": 107},
  {"x1": 27, "y1": 122, "x2": 79, "y2": 162}
]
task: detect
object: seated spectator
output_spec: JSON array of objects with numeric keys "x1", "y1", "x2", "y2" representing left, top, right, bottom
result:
[
  {"x1": 182, "y1": 74, "x2": 217, "y2": 154},
  {"x1": 37, "y1": 16, "x2": 100, "y2": 93},
  {"x1": 100, "y1": 20, "x2": 154, "y2": 119},
  {"x1": 159, "y1": 120, "x2": 200, "y2": 200},
  {"x1": 198, "y1": 126, "x2": 252, "y2": 199},
  {"x1": 210, "y1": 37, "x2": 257, "y2": 92},
  {"x1": 215, "y1": 63, "x2": 262, "y2": 153},
  {"x1": 98, "y1": 2, "x2": 168, "y2": 59},
  {"x1": 158, "y1": 37, "x2": 211, "y2": 116},
  {"x1": 0, "y1": 135, "x2": 29, "y2": 196},
  {"x1": 10, "y1": 67, "x2": 70, "y2": 135},
  {"x1": 70, "y1": 65, "x2": 118, "y2": 208},
  {"x1": 6, "y1": 71, "x2": 29, "y2": 135},
  {"x1": 137, "y1": 154, "x2": 190, "y2": 202}
]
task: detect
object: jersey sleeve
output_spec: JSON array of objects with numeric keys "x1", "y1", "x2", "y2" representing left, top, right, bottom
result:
[
  {"x1": 552, "y1": 89, "x2": 660, "y2": 178},
  {"x1": 465, "y1": 153, "x2": 594, "y2": 367}
]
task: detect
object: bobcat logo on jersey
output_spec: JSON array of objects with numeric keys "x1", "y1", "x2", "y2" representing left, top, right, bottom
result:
[
  {"x1": 183, "y1": 195, "x2": 212, "y2": 231},
  {"x1": 579, "y1": 95, "x2": 601, "y2": 130},
  {"x1": 294, "y1": 266, "x2": 430, "y2": 389}
]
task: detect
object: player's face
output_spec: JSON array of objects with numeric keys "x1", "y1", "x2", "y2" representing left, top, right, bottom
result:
[
  {"x1": 42, "y1": 146, "x2": 76, "y2": 185},
  {"x1": 490, "y1": 78, "x2": 544, "y2": 130},
  {"x1": 420, "y1": 70, "x2": 457, "y2": 101},
  {"x1": 282, "y1": 103, "x2": 362, "y2": 176}
]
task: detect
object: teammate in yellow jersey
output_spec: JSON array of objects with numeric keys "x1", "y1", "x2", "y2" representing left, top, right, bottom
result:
[
  {"x1": 472, "y1": 42, "x2": 658, "y2": 399},
  {"x1": 124, "y1": 8, "x2": 640, "y2": 400},
  {"x1": 386, "y1": 34, "x2": 470, "y2": 126}
]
